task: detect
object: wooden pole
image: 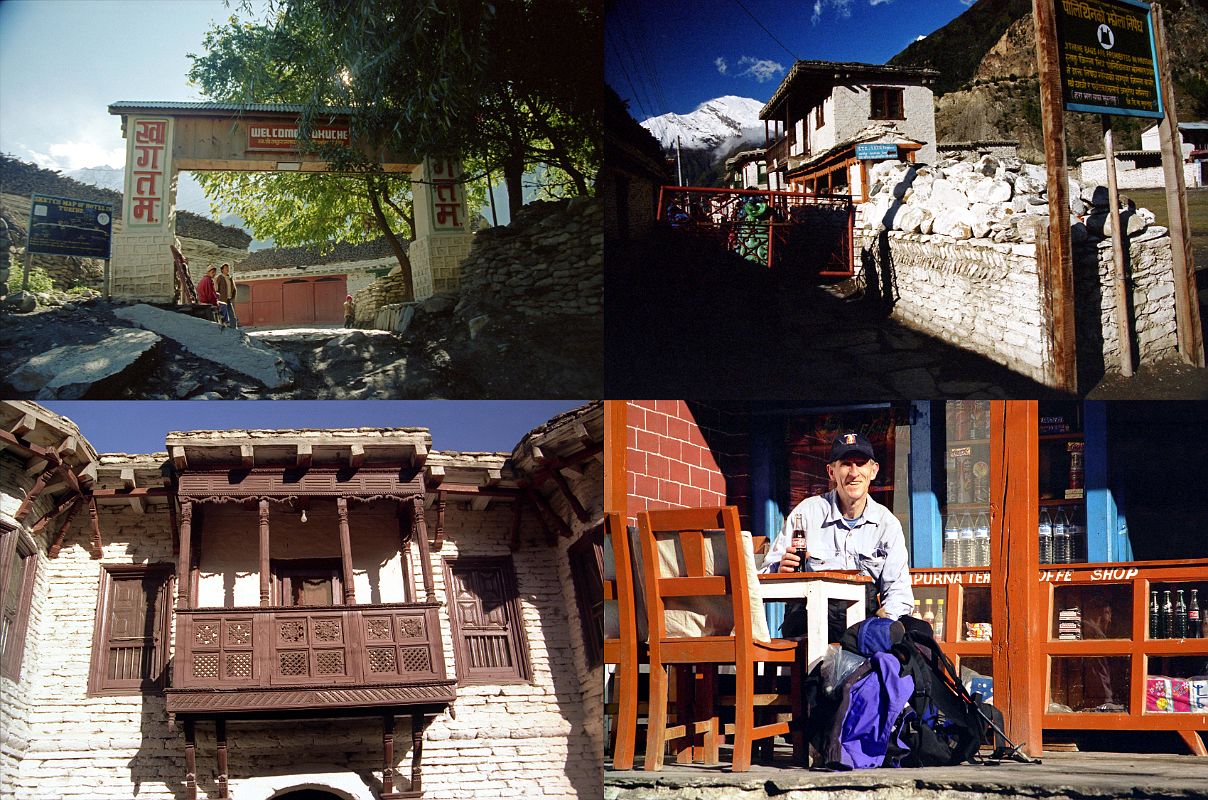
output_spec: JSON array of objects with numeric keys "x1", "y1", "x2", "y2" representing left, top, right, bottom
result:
[
  {"x1": 411, "y1": 496, "x2": 435, "y2": 601},
  {"x1": 1033, "y1": 0, "x2": 1078, "y2": 393},
  {"x1": 1153, "y1": 2, "x2": 1206, "y2": 367},
  {"x1": 1102, "y1": 116, "x2": 1134, "y2": 377},
  {"x1": 177, "y1": 501, "x2": 193, "y2": 611},
  {"x1": 258, "y1": 500, "x2": 271, "y2": 606},
  {"x1": 604, "y1": 401, "x2": 627, "y2": 517},
  {"x1": 336, "y1": 497, "x2": 356, "y2": 604},
  {"x1": 990, "y1": 401, "x2": 1044, "y2": 757}
]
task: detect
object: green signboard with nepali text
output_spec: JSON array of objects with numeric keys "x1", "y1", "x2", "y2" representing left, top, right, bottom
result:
[
  {"x1": 26, "y1": 194, "x2": 113, "y2": 258},
  {"x1": 1055, "y1": 0, "x2": 1163, "y2": 118}
]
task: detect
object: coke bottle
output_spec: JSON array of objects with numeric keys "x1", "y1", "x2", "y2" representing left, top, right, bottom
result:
[
  {"x1": 1162, "y1": 590, "x2": 1174, "y2": 639},
  {"x1": 1150, "y1": 590, "x2": 1161, "y2": 639},
  {"x1": 1190, "y1": 589, "x2": 1201, "y2": 639},
  {"x1": 1176, "y1": 590, "x2": 1188, "y2": 639}
]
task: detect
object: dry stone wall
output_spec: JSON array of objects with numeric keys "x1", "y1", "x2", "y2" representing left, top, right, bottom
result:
[
  {"x1": 859, "y1": 154, "x2": 1182, "y2": 382},
  {"x1": 353, "y1": 273, "x2": 410, "y2": 326}
]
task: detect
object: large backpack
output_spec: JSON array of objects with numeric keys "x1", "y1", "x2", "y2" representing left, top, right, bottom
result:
[{"x1": 804, "y1": 618, "x2": 1004, "y2": 770}]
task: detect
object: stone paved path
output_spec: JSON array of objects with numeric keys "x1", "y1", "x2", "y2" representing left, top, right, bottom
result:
[{"x1": 607, "y1": 233, "x2": 1067, "y2": 401}]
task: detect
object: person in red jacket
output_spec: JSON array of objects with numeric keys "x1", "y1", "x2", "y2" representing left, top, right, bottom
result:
[{"x1": 196, "y1": 266, "x2": 219, "y2": 317}]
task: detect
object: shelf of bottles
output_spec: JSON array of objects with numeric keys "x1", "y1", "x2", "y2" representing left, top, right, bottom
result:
[
  {"x1": 1037, "y1": 404, "x2": 1087, "y2": 566},
  {"x1": 941, "y1": 400, "x2": 992, "y2": 569}
]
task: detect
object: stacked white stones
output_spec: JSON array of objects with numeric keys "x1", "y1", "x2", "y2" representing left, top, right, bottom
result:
[{"x1": 862, "y1": 154, "x2": 1163, "y2": 245}]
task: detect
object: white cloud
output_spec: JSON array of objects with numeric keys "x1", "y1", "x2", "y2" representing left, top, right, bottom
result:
[
  {"x1": 715, "y1": 56, "x2": 728, "y2": 75},
  {"x1": 812, "y1": 0, "x2": 855, "y2": 24},
  {"x1": 869, "y1": 0, "x2": 895, "y2": 5},
  {"x1": 916, "y1": 35, "x2": 926, "y2": 41},
  {"x1": 737, "y1": 56, "x2": 785, "y2": 83}
]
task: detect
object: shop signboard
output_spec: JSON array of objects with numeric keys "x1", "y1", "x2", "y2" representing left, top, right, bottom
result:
[
  {"x1": 26, "y1": 194, "x2": 113, "y2": 258},
  {"x1": 855, "y1": 143, "x2": 898, "y2": 160},
  {"x1": 1055, "y1": 0, "x2": 1162, "y2": 118}
]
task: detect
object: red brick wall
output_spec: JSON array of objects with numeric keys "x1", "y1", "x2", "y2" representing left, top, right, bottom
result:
[
  {"x1": 625, "y1": 401, "x2": 727, "y2": 522},
  {"x1": 625, "y1": 401, "x2": 753, "y2": 528}
]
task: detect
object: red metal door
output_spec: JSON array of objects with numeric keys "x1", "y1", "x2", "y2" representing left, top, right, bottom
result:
[
  {"x1": 312, "y1": 276, "x2": 347, "y2": 323},
  {"x1": 251, "y1": 279, "x2": 283, "y2": 327},
  {"x1": 282, "y1": 279, "x2": 315, "y2": 324}
]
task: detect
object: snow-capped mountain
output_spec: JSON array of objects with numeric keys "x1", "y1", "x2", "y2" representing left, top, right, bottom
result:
[{"x1": 641, "y1": 95, "x2": 766, "y2": 153}]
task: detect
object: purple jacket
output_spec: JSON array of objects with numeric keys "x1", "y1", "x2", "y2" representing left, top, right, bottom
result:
[{"x1": 838, "y1": 651, "x2": 915, "y2": 769}]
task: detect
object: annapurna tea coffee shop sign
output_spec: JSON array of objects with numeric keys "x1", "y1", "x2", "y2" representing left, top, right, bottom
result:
[{"x1": 247, "y1": 123, "x2": 351, "y2": 151}]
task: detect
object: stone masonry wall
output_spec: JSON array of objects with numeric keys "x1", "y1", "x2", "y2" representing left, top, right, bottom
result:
[
  {"x1": 858, "y1": 230, "x2": 1052, "y2": 384},
  {"x1": 5, "y1": 494, "x2": 595, "y2": 799},
  {"x1": 352, "y1": 273, "x2": 410, "y2": 326},
  {"x1": 1078, "y1": 158, "x2": 1202, "y2": 190},
  {"x1": 456, "y1": 198, "x2": 603, "y2": 318}
]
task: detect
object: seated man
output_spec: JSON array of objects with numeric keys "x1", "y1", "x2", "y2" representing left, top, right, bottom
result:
[{"x1": 761, "y1": 431, "x2": 917, "y2": 641}]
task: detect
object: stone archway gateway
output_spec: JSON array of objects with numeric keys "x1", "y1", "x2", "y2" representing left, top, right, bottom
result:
[{"x1": 107, "y1": 102, "x2": 472, "y2": 303}]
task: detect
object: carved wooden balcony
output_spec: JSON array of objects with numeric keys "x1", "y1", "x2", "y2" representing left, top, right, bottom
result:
[
  {"x1": 765, "y1": 132, "x2": 796, "y2": 171},
  {"x1": 166, "y1": 603, "x2": 456, "y2": 717}
]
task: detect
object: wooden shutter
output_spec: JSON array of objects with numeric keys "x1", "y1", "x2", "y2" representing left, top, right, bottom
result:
[
  {"x1": 0, "y1": 532, "x2": 37, "y2": 679},
  {"x1": 89, "y1": 565, "x2": 172, "y2": 695},
  {"x1": 569, "y1": 525, "x2": 605, "y2": 668},
  {"x1": 444, "y1": 556, "x2": 530, "y2": 684}
]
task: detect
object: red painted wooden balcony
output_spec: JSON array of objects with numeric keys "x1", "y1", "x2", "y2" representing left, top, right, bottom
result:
[{"x1": 166, "y1": 603, "x2": 455, "y2": 716}]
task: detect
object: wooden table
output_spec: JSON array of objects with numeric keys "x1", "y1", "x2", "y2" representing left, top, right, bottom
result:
[{"x1": 758, "y1": 570, "x2": 871, "y2": 669}]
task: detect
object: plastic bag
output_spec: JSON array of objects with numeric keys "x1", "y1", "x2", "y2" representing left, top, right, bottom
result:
[{"x1": 820, "y1": 643, "x2": 866, "y2": 695}]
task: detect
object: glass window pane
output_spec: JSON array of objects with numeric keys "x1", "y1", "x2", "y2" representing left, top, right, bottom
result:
[
  {"x1": 941, "y1": 401, "x2": 992, "y2": 568},
  {"x1": 1052, "y1": 584, "x2": 1132, "y2": 640},
  {"x1": 1147, "y1": 656, "x2": 1208, "y2": 713},
  {"x1": 1147, "y1": 581, "x2": 1206, "y2": 640},
  {"x1": 961, "y1": 586, "x2": 992, "y2": 642},
  {"x1": 1050, "y1": 655, "x2": 1130, "y2": 713}
]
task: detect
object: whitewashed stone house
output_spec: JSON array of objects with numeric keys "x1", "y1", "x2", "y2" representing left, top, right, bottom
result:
[
  {"x1": 0, "y1": 401, "x2": 603, "y2": 800},
  {"x1": 760, "y1": 60, "x2": 938, "y2": 198}
]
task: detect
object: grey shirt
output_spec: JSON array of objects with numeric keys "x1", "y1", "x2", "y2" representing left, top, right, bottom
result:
[{"x1": 760, "y1": 490, "x2": 915, "y2": 619}]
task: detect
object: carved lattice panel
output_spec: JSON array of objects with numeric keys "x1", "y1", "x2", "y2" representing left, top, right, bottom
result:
[
  {"x1": 315, "y1": 649, "x2": 345, "y2": 676},
  {"x1": 225, "y1": 621, "x2": 253, "y2": 646},
  {"x1": 401, "y1": 646, "x2": 431, "y2": 673},
  {"x1": 366, "y1": 617, "x2": 392, "y2": 641},
  {"x1": 397, "y1": 616, "x2": 425, "y2": 639},
  {"x1": 194, "y1": 653, "x2": 219, "y2": 679},
  {"x1": 312, "y1": 618, "x2": 343, "y2": 643},
  {"x1": 279, "y1": 650, "x2": 308, "y2": 676},
  {"x1": 194, "y1": 623, "x2": 220, "y2": 647},
  {"x1": 226, "y1": 652, "x2": 253, "y2": 679},
  {"x1": 368, "y1": 647, "x2": 398, "y2": 674},
  {"x1": 279, "y1": 620, "x2": 306, "y2": 644}
]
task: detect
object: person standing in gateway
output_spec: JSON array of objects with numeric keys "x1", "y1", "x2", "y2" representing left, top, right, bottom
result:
[
  {"x1": 215, "y1": 262, "x2": 238, "y2": 328},
  {"x1": 761, "y1": 431, "x2": 916, "y2": 640}
]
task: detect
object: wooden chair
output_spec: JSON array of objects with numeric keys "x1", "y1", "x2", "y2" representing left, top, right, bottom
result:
[
  {"x1": 603, "y1": 511, "x2": 641, "y2": 770},
  {"x1": 638, "y1": 506, "x2": 805, "y2": 772}
]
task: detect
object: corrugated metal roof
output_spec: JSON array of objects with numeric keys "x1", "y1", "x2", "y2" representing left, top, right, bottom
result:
[{"x1": 108, "y1": 101, "x2": 358, "y2": 115}]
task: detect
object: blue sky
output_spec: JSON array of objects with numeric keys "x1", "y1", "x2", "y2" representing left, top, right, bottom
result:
[
  {"x1": 40, "y1": 401, "x2": 587, "y2": 456},
  {"x1": 606, "y1": 0, "x2": 979, "y2": 121}
]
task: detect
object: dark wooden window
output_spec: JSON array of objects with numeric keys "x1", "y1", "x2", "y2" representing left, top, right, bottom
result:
[
  {"x1": 444, "y1": 556, "x2": 531, "y2": 684},
  {"x1": 272, "y1": 559, "x2": 344, "y2": 606},
  {"x1": 569, "y1": 525, "x2": 605, "y2": 669},
  {"x1": 815, "y1": 103, "x2": 825, "y2": 128},
  {"x1": 0, "y1": 525, "x2": 38, "y2": 680},
  {"x1": 88, "y1": 564, "x2": 173, "y2": 695},
  {"x1": 871, "y1": 87, "x2": 905, "y2": 120}
]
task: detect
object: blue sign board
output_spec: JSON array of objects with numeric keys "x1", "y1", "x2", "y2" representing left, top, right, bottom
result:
[
  {"x1": 1055, "y1": 0, "x2": 1162, "y2": 118},
  {"x1": 855, "y1": 143, "x2": 899, "y2": 160},
  {"x1": 26, "y1": 194, "x2": 113, "y2": 258}
]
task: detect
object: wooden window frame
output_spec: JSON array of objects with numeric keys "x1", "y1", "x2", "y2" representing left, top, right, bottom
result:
[
  {"x1": 0, "y1": 523, "x2": 38, "y2": 681},
  {"x1": 870, "y1": 86, "x2": 905, "y2": 121},
  {"x1": 88, "y1": 563, "x2": 174, "y2": 696},
  {"x1": 443, "y1": 555, "x2": 532, "y2": 685},
  {"x1": 569, "y1": 525, "x2": 605, "y2": 669},
  {"x1": 270, "y1": 558, "x2": 345, "y2": 607},
  {"x1": 815, "y1": 102, "x2": 825, "y2": 128}
]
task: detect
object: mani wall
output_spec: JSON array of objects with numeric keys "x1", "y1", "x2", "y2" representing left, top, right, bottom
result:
[
  {"x1": 0, "y1": 156, "x2": 249, "y2": 291},
  {"x1": 857, "y1": 155, "x2": 1180, "y2": 385}
]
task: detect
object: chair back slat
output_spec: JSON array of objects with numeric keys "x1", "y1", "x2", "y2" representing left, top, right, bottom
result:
[
  {"x1": 604, "y1": 512, "x2": 638, "y2": 652},
  {"x1": 657, "y1": 575, "x2": 730, "y2": 597}
]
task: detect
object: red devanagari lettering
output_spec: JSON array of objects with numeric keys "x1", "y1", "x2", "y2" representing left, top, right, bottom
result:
[
  {"x1": 131, "y1": 196, "x2": 159, "y2": 224},
  {"x1": 434, "y1": 180, "x2": 459, "y2": 203},
  {"x1": 134, "y1": 119, "x2": 167, "y2": 145},
  {"x1": 134, "y1": 145, "x2": 161, "y2": 170},
  {"x1": 134, "y1": 171, "x2": 161, "y2": 196},
  {"x1": 434, "y1": 202, "x2": 463, "y2": 227}
]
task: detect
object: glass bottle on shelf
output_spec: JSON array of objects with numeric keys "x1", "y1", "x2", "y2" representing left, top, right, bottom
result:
[
  {"x1": 1190, "y1": 589, "x2": 1201, "y2": 639},
  {"x1": 975, "y1": 512, "x2": 990, "y2": 567},
  {"x1": 1175, "y1": 590, "x2": 1188, "y2": 639},
  {"x1": 1066, "y1": 512, "x2": 1083, "y2": 563},
  {"x1": 1150, "y1": 590, "x2": 1161, "y2": 639},
  {"x1": 1162, "y1": 590, "x2": 1175, "y2": 639},
  {"x1": 943, "y1": 516, "x2": 959, "y2": 568},
  {"x1": 913, "y1": 598, "x2": 922, "y2": 619},
  {"x1": 923, "y1": 598, "x2": 935, "y2": 627},
  {"x1": 934, "y1": 597, "x2": 946, "y2": 639},
  {"x1": 1039, "y1": 510, "x2": 1053, "y2": 564},
  {"x1": 959, "y1": 514, "x2": 975, "y2": 567},
  {"x1": 1053, "y1": 509, "x2": 1070, "y2": 564}
]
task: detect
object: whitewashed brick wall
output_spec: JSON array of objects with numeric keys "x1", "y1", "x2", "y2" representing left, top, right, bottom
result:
[{"x1": 409, "y1": 235, "x2": 473, "y2": 300}]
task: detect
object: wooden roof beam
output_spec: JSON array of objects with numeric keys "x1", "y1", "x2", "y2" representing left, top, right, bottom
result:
[
  {"x1": 172, "y1": 446, "x2": 188, "y2": 471},
  {"x1": 294, "y1": 443, "x2": 311, "y2": 469},
  {"x1": 411, "y1": 443, "x2": 428, "y2": 469},
  {"x1": 349, "y1": 443, "x2": 364, "y2": 470},
  {"x1": 550, "y1": 469, "x2": 591, "y2": 523},
  {"x1": 48, "y1": 497, "x2": 83, "y2": 558},
  {"x1": 10, "y1": 411, "x2": 36, "y2": 438},
  {"x1": 77, "y1": 462, "x2": 98, "y2": 489},
  {"x1": 527, "y1": 488, "x2": 572, "y2": 540},
  {"x1": 241, "y1": 444, "x2": 255, "y2": 470},
  {"x1": 121, "y1": 467, "x2": 138, "y2": 491}
]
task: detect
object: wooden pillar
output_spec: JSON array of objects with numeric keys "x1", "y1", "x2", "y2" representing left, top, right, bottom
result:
[
  {"x1": 410, "y1": 713, "x2": 430, "y2": 795},
  {"x1": 1154, "y1": 2, "x2": 1206, "y2": 367},
  {"x1": 398, "y1": 503, "x2": 415, "y2": 603},
  {"x1": 259, "y1": 500, "x2": 271, "y2": 606},
  {"x1": 382, "y1": 713, "x2": 396, "y2": 795},
  {"x1": 434, "y1": 490, "x2": 447, "y2": 550},
  {"x1": 48, "y1": 498, "x2": 82, "y2": 558},
  {"x1": 412, "y1": 496, "x2": 436, "y2": 601},
  {"x1": 183, "y1": 719, "x2": 197, "y2": 800},
  {"x1": 990, "y1": 401, "x2": 1044, "y2": 757},
  {"x1": 1102, "y1": 115, "x2": 1134, "y2": 377},
  {"x1": 215, "y1": 718, "x2": 228, "y2": 799},
  {"x1": 1032, "y1": 0, "x2": 1078, "y2": 393},
  {"x1": 86, "y1": 496, "x2": 103, "y2": 559},
  {"x1": 336, "y1": 497, "x2": 356, "y2": 604},
  {"x1": 14, "y1": 468, "x2": 52, "y2": 522},
  {"x1": 604, "y1": 401, "x2": 627, "y2": 516},
  {"x1": 177, "y1": 502, "x2": 193, "y2": 611}
]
